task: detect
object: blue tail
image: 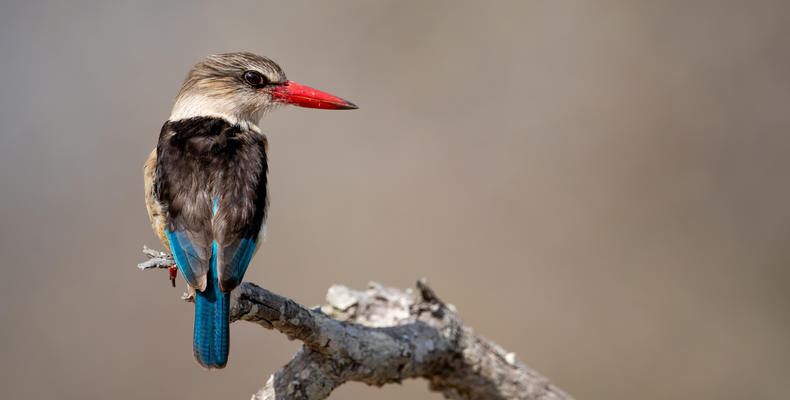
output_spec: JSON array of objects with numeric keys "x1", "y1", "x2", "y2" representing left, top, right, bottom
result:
[{"x1": 193, "y1": 242, "x2": 229, "y2": 369}]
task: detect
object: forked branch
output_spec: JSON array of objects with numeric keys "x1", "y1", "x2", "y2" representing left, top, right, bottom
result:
[{"x1": 139, "y1": 246, "x2": 573, "y2": 400}]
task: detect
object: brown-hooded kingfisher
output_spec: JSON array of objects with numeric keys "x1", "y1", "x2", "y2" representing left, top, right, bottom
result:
[{"x1": 144, "y1": 52, "x2": 357, "y2": 368}]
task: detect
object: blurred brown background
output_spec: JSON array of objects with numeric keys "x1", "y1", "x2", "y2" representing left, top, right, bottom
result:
[{"x1": 1, "y1": 1, "x2": 789, "y2": 399}]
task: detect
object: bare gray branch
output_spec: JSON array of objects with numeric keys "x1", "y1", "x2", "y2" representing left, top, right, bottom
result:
[
  {"x1": 141, "y1": 247, "x2": 573, "y2": 400},
  {"x1": 137, "y1": 245, "x2": 174, "y2": 270}
]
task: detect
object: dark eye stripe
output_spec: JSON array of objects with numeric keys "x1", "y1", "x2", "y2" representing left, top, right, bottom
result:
[{"x1": 243, "y1": 71, "x2": 268, "y2": 88}]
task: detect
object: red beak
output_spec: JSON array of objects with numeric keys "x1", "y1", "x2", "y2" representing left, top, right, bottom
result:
[{"x1": 268, "y1": 81, "x2": 358, "y2": 110}]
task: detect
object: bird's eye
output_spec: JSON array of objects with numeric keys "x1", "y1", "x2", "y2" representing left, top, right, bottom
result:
[{"x1": 243, "y1": 71, "x2": 268, "y2": 88}]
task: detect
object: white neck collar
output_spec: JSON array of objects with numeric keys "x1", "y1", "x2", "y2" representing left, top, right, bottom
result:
[{"x1": 169, "y1": 94, "x2": 262, "y2": 134}]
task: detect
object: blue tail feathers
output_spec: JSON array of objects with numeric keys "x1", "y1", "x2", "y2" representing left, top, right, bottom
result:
[{"x1": 193, "y1": 241, "x2": 229, "y2": 369}]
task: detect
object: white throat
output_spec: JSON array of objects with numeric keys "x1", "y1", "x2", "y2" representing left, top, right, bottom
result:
[{"x1": 169, "y1": 93, "x2": 262, "y2": 133}]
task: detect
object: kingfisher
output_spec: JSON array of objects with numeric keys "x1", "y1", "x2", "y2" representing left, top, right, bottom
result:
[{"x1": 144, "y1": 52, "x2": 357, "y2": 369}]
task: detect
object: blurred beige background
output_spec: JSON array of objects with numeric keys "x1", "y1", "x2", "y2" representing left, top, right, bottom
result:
[{"x1": 1, "y1": 1, "x2": 789, "y2": 399}]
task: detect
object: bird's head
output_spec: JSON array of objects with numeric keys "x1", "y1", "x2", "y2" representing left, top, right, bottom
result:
[{"x1": 169, "y1": 52, "x2": 357, "y2": 130}]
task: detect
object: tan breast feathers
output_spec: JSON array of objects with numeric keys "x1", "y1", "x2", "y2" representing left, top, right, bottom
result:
[{"x1": 144, "y1": 148, "x2": 169, "y2": 248}]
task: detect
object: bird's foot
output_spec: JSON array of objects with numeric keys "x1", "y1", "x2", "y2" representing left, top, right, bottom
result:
[{"x1": 168, "y1": 265, "x2": 178, "y2": 287}]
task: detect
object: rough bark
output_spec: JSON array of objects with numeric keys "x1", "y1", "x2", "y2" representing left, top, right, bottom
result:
[{"x1": 139, "y1": 246, "x2": 574, "y2": 400}]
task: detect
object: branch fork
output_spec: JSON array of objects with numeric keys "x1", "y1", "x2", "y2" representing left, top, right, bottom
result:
[{"x1": 139, "y1": 246, "x2": 573, "y2": 400}]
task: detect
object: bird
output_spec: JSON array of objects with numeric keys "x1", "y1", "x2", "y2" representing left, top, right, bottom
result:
[{"x1": 144, "y1": 52, "x2": 357, "y2": 369}]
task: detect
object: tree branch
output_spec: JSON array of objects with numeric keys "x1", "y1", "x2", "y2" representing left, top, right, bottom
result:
[{"x1": 139, "y1": 247, "x2": 574, "y2": 400}]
